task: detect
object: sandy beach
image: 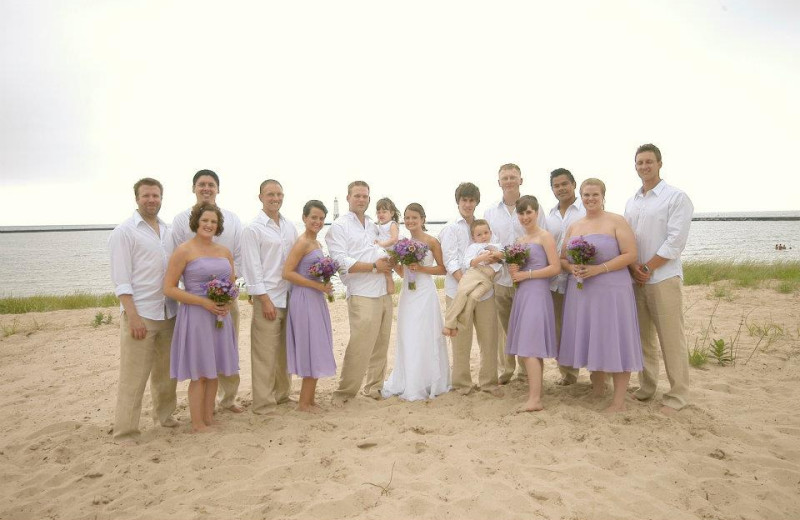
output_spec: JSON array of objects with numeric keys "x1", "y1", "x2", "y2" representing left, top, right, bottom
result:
[{"x1": 1, "y1": 284, "x2": 798, "y2": 520}]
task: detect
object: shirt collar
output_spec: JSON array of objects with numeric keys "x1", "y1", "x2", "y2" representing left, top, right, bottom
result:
[
  {"x1": 637, "y1": 179, "x2": 667, "y2": 198},
  {"x1": 133, "y1": 210, "x2": 164, "y2": 228},
  {"x1": 549, "y1": 198, "x2": 583, "y2": 215}
]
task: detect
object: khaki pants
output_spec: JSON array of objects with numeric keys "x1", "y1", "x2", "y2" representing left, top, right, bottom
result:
[
  {"x1": 113, "y1": 313, "x2": 177, "y2": 439},
  {"x1": 494, "y1": 283, "x2": 526, "y2": 382},
  {"x1": 552, "y1": 291, "x2": 578, "y2": 383},
  {"x1": 444, "y1": 266, "x2": 495, "y2": 330},
  {"x1": 217, "y1": 299, "x2": 240, "y2": 408},
  {"x1": 448, "y1": 295, "x2": 499, "y2": 391},
  {"x1": 633, "y1": 277, "x2": 690, "y2": 410},
  {"x1": 333, "y1": 294, "x2": 393, "y2": 400},
  {"x1": 250, "y1": 299, "x2": 291, "y2": 414}
]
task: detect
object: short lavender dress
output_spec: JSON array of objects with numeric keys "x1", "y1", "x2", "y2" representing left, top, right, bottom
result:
[
  {"x1": 506, "y1": 243, "x2": 557, "y2": 359},
  {"x1": 286, "y1": 249, "x2": 336, "y2": 378},
  {"x1": 170, "y1": 257, "x2": 239, "y2": 381},
  {"x1": 558, "y1": 234, "x2": 643, "y2": 372}
]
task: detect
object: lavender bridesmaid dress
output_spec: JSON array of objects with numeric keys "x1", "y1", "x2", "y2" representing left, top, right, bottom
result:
[
  {"x1": 170, "y1": 257, "x2": 239, "y2": 381},
  {"x1": 558, "y1": 234, "x2": 643, "y2": 372},
  {"x1": 505, "y1": 243, "x2": 557, "y2": 359},
  {"x1": 286, "y1": 249, "x2": 336, "y2": 378}
]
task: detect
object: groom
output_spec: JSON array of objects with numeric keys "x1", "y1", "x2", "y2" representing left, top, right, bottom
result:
[{"x1": 325, "y1": 180, "x2": 394, "y2": 406}]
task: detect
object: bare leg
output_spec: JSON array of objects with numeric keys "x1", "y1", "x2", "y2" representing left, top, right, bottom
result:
[
  {"x1": 298, "y1": 377, "x2": 321, "y2": 413},
  {"x1": 604, "y1": 372, "x2": 630, "y2": 413},
  {"x1": 519, "y1": 357, "x2": 544, "y2": 412},
  {"x1": 204, "y1": 378, "x2": 219, "y2": 425},
  {"x1": 188, "y1": 379, "x2": 209, "y2": 433},
  {"x1": 590, "y1": 371, "x2": 608, "y2": 397}
]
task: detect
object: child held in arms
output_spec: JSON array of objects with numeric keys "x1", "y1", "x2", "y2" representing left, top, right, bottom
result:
[{"x1": 442, "y1": 219, "x2": 503, "y2": 337}]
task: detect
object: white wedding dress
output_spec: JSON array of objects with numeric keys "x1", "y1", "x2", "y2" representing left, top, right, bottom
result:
[{"x1": 382, "y1": 251, "x2": 451, "y2": 401}]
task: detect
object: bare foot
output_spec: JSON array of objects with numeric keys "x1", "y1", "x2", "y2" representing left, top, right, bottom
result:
[
  {"x1": 517, "y1": 399, "x2": 544, "y2": 412},
  {"x1": 204, "y1": 418, "x2": 220, "y2": 426},
  {"x1": 554, "y1": 377, "x2": 575, "y2": 386},
  {"x1": 161, "y1": 417, "x2": 180, "y2": 428},
  {"x1": 296, "y1": 404, "x2": 323, "y2": 413},
  {"x1": 225, "y1": 404, "x2": 244, "y2": 413},
  {"x1": 191, "y1": 424, "x2": 211, "y2": 434},
  {"x1": 442, "y1": 327, "x2": 457, "y2": 337},
  {"x1": 659, "y1": 405, "x2": 678, "y2": 416},
  {"x1": 331, "y1": 396, "x2": 347, "y2": 408},
  {"x1": 602, "y1": 402, "x2": 626, "y2": 413}
]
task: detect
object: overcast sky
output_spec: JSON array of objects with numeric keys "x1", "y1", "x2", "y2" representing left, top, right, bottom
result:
[{"x1": 1, "y1": 0, "x2": 798, "y2": 226}]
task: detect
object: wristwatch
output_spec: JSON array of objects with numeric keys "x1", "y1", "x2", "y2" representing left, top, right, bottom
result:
[
  {"x1": 641, "y1": 264, "x2": 651, "y2": 274},
  {"x1": 372, "y1": 262, "x2": 378, "y2": 273}
]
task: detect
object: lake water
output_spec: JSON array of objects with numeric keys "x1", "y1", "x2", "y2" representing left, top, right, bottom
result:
[{"x1": 1, "y1": 213, "x2": 798, "y2": 297}]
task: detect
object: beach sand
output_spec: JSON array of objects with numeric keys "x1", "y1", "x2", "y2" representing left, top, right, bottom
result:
[{"x1": 1, "y1": 285, "x2": 799, "y2": 520}]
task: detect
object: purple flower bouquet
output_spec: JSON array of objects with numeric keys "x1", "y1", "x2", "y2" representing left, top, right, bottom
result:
[
  {"x1": 308, "y1": 256, "x2": 340, "y2": 302},
  {"x1": 503, "y1": 243, "x2": 530, "y2": 287},
  {"x1": 390, "y1": 238, "x2": 429, "y2": 290},
  {"x1": 566, "y1": 236, "x2": 597, "y2": 290},
  {"x1": 205, "y1": 276, "x2": 240, "y2": 328}
]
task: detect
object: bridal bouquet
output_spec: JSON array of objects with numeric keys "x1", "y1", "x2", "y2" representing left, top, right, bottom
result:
[
  {"x1": 205, "y1": 276, "x2": 239, "y2": 328},
  {"x1": 566, "y1": 236, "x2": 597, "y2": 290},
  {"x1": 308, "y1": 256, "x2": 339, "y2": 302},
  {"x1": 502, "y1": 243, "x2": 529, "y2": 287},
  {"x1": 390, "y1": 238, "x2": 428, "y2": 290}
]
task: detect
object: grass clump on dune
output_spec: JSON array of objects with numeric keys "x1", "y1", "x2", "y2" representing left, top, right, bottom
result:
[
  {"x1": 0, "y1": 293, "x2": 119, "y2": 314},
  {"x1": 683, "y1": 260, "x2": 800, "y2": 290}
]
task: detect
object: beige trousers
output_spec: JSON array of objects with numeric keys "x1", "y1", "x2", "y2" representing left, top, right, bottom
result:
[
  {"x1": 633, "y1": 277, "x2": 690, "y2": 410},
  {"x1": 552, "y1": 291, "x2": 578, "y2": 383},
  {"x1": 113, "y1": 313, "x2": 177, "y2": 439},
  {"x1": 448, "y1": 295, "x2": 499, "y2": 391},
  {"x1": 494, "y1": 283, "x2": 526, "y2": 382},
  {"x1": 217, "y1": 299, "x2": 240, "y2": 408},
  {"x1": 333, "y1": 294, "x2": 393, "y2": 400},
  {"x1": 443, "y1": 266, "x2": 495, "y2": 330},
  {"x1": 250, "y1": 299, "x2": 291, "y2": 414}
]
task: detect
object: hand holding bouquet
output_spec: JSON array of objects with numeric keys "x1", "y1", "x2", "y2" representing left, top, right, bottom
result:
[
  {"x1": 502, "y1": 244, "x2": 530, "y2": 287},
  {"x1": 389, "y1": 238, "x2": 429, "y2": 290},
  {"x1": 308, "y1": 256, "x2": 339, "y2": 302},
  {"x1": 205, "y1": 276, "x2": 239, "y2": 328},
  {"x1": 566, "y1": 236, "x2": 597, "y2": 290}
]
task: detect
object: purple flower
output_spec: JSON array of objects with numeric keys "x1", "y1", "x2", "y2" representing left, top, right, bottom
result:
[
  {"x1": 389, "y1": 238, "x2": 428, "y2": 290},
  {"x1": 308, "y1": 256, "x2": 340, "y2": 302},
  {"x1": 204, "y1": 276, "x2": 239, "y2": 327},
  {"x1": 566, "y1": 236, "x2": 597, "y2": 290}
]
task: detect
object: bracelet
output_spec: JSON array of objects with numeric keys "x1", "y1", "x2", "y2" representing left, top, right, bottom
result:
[{"x1": 603, "y1": 263, "x2": 609, "y2": 273}]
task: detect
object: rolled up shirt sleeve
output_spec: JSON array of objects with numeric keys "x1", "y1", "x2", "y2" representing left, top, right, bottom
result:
[
  {"x1": 109, "y1": 228, "x2": 134, "y2": 297},
  {"x1": 325, "y1": 223, "x2": 358, "y2": 274},
  {"x1": 656, "y1": 191, "x2": 694, "y2": 260},
  {"x1": 241, "y1": 226, "x2": 267, "y2": 296},
  {"x1": 440, "y1": 226, "x2": 462, "y2": 276}
]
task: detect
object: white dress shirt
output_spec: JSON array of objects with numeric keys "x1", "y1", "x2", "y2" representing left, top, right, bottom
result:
[
  {"x1": 624, "y1": 180, "x2": 694, "y2": 284},
  {"x1": 546, "y1": 199, "x2": 586, "y2": 293},
  {"x1": 325, "y1": 211, "x2": 387, "y2": 298},
  {"x1": 240, "y1": 211, "x2": 298, "y2": 308},
  {"x1": 172, "y1": 206, "x2": 243, "y2": 277},
  {"x1": 484, "y1": 198, "x2": 546, "y2": 287},
  {"x1": 109, "y1": 211, "x2": 177, "y2": 320}
]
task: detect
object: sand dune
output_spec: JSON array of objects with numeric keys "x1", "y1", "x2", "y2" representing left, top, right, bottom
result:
[{"x1": 1, "y1": 285, "x2": 798, "y2": 519}]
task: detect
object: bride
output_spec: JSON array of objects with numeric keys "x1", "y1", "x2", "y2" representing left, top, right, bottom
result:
[{"x1": 382, "y1": 203, "x2": 451, "y2": 401}]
